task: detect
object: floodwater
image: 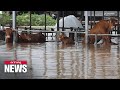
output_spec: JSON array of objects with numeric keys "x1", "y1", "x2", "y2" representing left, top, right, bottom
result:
[{"x1": 0, "y1": 41, "x2": 120, "y2": 79}]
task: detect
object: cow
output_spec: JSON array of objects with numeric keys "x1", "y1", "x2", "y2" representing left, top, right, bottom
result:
[
  {"x1": 3, "y1": 28, "x2": 17, "y2": 43},
  {"x1": 59, "y1": 33, "x2": 75, "y2": 45},
  {"x1": 83, "y1": 18, "x2": 117, "y2": 45},
  {"x1": 3, "y1": 28, "x2": 46, "y2": 43},
  {"x1": 26, "y1": 32, "x2": 46, "y2": 43},
  {"x1": 18, "y1": 31, "x2": 30, "y2": 43}
]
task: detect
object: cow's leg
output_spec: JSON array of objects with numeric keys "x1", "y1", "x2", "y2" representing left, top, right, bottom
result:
[
  {"x1": 89, "y1": 36, "x2": 95, "y2": 44},
  {"x1": 108, "y1": 36, "x2": 111, "y2": 43},
  {"x1": 102, "y1": 35, "x2": 110, "y2": 45}
]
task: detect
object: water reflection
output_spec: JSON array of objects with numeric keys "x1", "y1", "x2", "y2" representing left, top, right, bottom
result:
[
  {"x1": 6, "y1": 43, "x2": 13, "y2": 51},
  {"x1": 0, "y1": 42, "x2": 120, "y2": 79},
  {"x1": 88, "y1": 44, "x2": 120, "y2": 79}
]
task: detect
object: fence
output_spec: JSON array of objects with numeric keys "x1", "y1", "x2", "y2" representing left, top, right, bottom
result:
[
  {"x1": 0, "y1": 27, "x2": 120, "y2": 44},
  {"x1": 14, "y1": 28, "x2": 85, "y2": 42},
  {"x1": 88, "y1": 34, "x2": 120, "y2": 44}
]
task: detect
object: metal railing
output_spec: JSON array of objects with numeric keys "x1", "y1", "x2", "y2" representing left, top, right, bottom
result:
[
  {"x1": 11, "y1": 28, "x2": 85, "y2": 43},
  {"x1": 1, "y1": 28, "x2": 120, "y2": 44},
  {"x1": 88, "y1": 34, "x2": 120, "y2": 44}
]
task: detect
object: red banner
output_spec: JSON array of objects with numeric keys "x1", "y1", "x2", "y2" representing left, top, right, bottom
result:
[{"x1": 4, "y1": 60, "x2": 27, "y2": 64}]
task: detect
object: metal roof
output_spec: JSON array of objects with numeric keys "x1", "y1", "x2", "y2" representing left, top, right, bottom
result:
[{"x1": 86, "y1": 11, "x2": 119, "y2": 16}]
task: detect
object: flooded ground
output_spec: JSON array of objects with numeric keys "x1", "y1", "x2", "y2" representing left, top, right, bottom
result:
[{"x1": 0, "y1": 41, "x2": 120, "y2": 79}]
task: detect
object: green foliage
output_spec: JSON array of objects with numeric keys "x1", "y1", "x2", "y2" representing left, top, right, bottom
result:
[
  {"x1": 16, "y1": 13, "x2": 57, "y2": 26},
  {"x1": 0, "y1": 13, "x2": 12, "y2": 26},
  {"x1": 0, "y1": 12, "x2": 57, "y2": 26},
  {"x1": 16, "y1": 13, "x2": 30, "y2": 26}
]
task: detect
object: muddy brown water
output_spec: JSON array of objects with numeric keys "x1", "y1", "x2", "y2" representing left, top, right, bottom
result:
[{"x1": 0, "y1": 42, "x2": 120, "y2": 79}]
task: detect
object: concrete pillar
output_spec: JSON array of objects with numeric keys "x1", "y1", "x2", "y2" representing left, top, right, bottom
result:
[
  {"x1": 85, "y1": 11, "x2": 88, "y2": 44},
  {"x1": 12, "y1": 11, "x2": 16, "y2": 29},
  {"x1": 84, "y1": 11, "x2": 89, "y2": 79},
  {"x1": 0, "y1": 11, "x2": 3, "y2": 30},
  {"x1": 12, "y1": 11, "x2": 16, "y2": 44}
]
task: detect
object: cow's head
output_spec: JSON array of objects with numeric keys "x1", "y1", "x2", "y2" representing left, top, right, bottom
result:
[
  {"x1": 108, "y1": 17, "x2": 118, "y2": 30},
  {"x1": 59, "y1": 33, "x2": 66, "y2": 41},
  {"x1": 3, "y1": 28, "x2": 15, "y2": 43},
  {"x1": 19, "y1": 32, "x2": 31, "y2": 42}
]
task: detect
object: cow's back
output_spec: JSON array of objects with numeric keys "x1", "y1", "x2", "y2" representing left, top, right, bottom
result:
[
  {"x1": 89, "y1": 20, "x2": 110, "y2": 34},
  {"x1": 28, "y1": 33, "x2": 46, "y2": 43}
]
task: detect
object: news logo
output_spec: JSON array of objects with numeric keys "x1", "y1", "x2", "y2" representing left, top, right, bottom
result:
[{"x1": 4, "y1": 60, "x2": 27, "y2": 73}]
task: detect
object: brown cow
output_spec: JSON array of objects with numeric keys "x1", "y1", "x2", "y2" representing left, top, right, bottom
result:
[
  {"x1": 3, "y1": 28, "x2": 46, "y2": 43},
  {"x1": 88, "y1": 18, "x2": 117, "y2": 45},
  {"x1": 26, "y1": 32, "x2": 46, "y2": 43},
  {"x1": 3, "y1": 28, "x2": 16, "y2": 43},
  {"x1": 18, "y1": 31, "x2": 30, "y2": 43},
  {"x1": 3, "y1": 28, "x2": 25, "y2": 43},
  {"x1": 59, "y1": 33, "x2": 75, "y2": 45}
]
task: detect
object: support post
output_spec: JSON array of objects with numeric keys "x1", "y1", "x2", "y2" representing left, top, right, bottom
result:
[
  {"x1": 44, "y1": 12, "x2": 47, "y2": 41},
  {"x1": 30, "y1": 11, "x2": 32, "y2": 34},
  {"x1": 45, "y1": 11, "x2": 47, "y2": 30},
  {"x1": 84, "y1": 11, "x2": 89, "y2": 79},
  {"x1": 12, "y1": 11, "x2": 16, "y2": 44},
  {"x1": 62, "y1": 11, "x2": 64, "y2": 31},
  {"x1": 94, "y1": 11, "x2": 95, "y2": 25},
  {"x1": 117, "y1": 11, "x2": 120, "y2": 34},
  {"x1": 90, "y1": 11, "x2": 92, "y2": 29},
  {"x1": 56, "y1": 11, "x2": 60, "y2": 42},
  {"x1": 85, "y1": 11, "x2": 88, "y2": 44},
  {"x1": 103, "y1": 11, "x2": 104, "y2": 19}
]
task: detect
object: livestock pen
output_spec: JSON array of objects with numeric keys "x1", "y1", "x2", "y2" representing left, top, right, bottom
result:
[{"x1": 0, "y1": 11, "x2": 120, "y2": 79}]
